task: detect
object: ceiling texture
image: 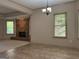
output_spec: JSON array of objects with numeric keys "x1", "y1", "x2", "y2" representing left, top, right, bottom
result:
[
  {"x1": 0, "y1": 5, "x2": 16, "y2": 14},
  {"x1": 0, "y1": 0, "x2": 75, "y2": 15},
  {"x1": 10, "y1": 0, "x2": 75, "y2": 9}
]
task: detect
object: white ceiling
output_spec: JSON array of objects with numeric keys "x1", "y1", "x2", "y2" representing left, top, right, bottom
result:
[
  {"x1": 10, "y1": 0, "x2": 75, "y2": 9},
  {"x1": 0, "y1": 0, "x2": 75, "y2": 15},
  {"x1": 0, "y1": 5, "x2": 16, "y2": 14}
]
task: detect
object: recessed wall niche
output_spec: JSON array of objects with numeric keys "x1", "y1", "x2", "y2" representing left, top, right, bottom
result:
[{"x1": 16, "y1": 16, "x2": 30, "y2": 41}]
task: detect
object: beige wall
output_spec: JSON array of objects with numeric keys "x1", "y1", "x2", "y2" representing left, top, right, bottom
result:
[
  {"x1": 0, "y1": 1, "x2": 79, "y2": 49},
  {"x1": 0, "y1": 17, "x2": 4, "y2": 40},
  {"x1": 30, "y1": 2, "x2": 79, "y2": 49},
  {"x1": 0, "y1": 17, "x2": 16, "y2": 40},
  {"x1": 76, "y1": 1, "x2": 79, "y2": 10},
  {"x1": 0, "y1": 15, "x2": 28, "y2": 40}
]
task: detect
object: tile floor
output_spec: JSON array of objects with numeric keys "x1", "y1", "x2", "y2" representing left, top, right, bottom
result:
[
  {"x1": 0, "y1": 40, "x2": 29, "y2": 52},
  {"x1": 0, "y1": 43, "x2": 79, "y2": 59}
]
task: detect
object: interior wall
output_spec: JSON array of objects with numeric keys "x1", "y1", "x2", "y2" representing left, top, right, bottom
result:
[
  {"x1": 0, "y1": 1, "x2": 79, "y2": 49},
  {"x1": 0, "y1": 17, "x2": 16, "y2": 40},
  {"x1": 0, "y1": 16, "x2": 4, "y2": 40},
  {"x1": 0, "y1": 15, "x2": 29, "y2": 40},
  {"x1": 76, "y1": 1, "x2": 79, "y2": 10},
  {"x1": 30, "y1": 2, "x2": 79, "y2": 49},
  {"x1": 76, "y1": 0, "x2": 79, "y2": 39}
]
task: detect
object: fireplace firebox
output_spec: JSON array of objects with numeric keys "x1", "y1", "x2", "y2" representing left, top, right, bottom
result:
[{"x1": 19, "y1": 32, "x2": 26, "y2": 37}]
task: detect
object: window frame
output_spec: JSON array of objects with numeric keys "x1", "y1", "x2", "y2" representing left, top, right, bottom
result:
[
  {"x1": 53, "y1": 12, "x2": 67, "y2": 38},
  {"x1": 6, "y1": 20, "x2": 15, "y2": 35}
]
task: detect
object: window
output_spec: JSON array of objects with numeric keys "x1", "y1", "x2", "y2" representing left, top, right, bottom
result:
[
  {"x1": 54, "y1": 13, "x2": 67, "y2": 38},
  {"x1": 6, "y1": 20, "x2": 14, "y2": 34}
]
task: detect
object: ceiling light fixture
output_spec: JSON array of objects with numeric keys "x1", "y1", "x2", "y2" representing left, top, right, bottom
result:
[{"x1": 42, "y1": 0, "x2": 52, "y2": 15}]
